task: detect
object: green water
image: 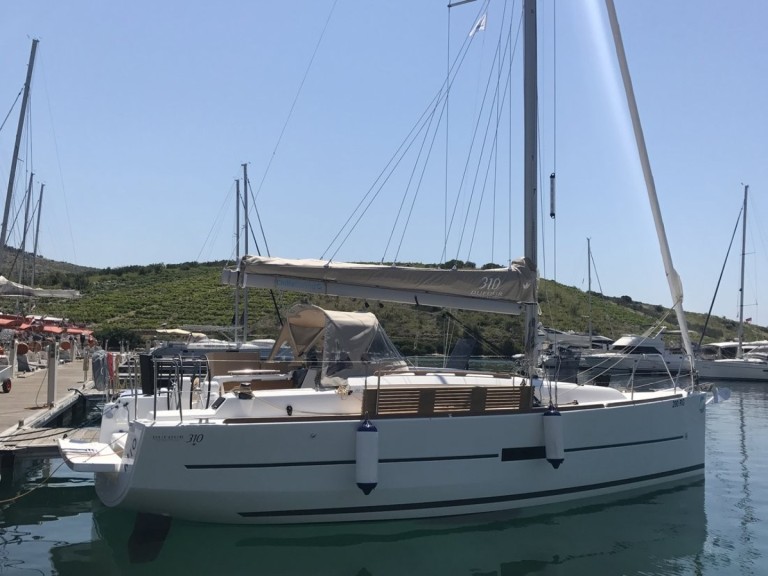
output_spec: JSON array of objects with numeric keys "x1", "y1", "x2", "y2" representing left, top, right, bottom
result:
[{"x1": 0, "y1": 381, "x2": 764, "y2": 575}]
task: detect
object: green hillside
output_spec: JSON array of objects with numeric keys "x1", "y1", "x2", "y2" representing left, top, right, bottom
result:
[{"x1": 23, "y1": 259, "x2": 768, "y2": 355}]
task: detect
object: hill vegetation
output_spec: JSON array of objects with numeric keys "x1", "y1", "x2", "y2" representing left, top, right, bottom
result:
[{"x1": 16, "y1": 257, "x2": 768, "y2": 355}]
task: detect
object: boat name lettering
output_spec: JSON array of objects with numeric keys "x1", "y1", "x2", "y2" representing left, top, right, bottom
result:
[
  {"x1": 672, "y1": 398, "x2": 685, "y2": 408},
  {"x1": 468, "y1": 276, "x2": 504, "y2": 299},
  {"x1": 479, "y1": 276, "x2": 502, "y2": 291},
  {"x1": 151, "y1": 433, "x2": 186, "y2": 442},
  {"x1": 470, "y1": 288, "x2": 505, "y2": 298},
  {"x1": 187, "y1": 433, "x2": 205, "y2": 446}
]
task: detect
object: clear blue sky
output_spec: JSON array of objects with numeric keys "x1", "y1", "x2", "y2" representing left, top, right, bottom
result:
[{"x1": 1, "y1": 1, "x2": 767, "y2": 327}]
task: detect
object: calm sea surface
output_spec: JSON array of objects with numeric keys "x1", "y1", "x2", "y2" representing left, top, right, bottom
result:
[{"x1": 0, "y1": 380, "x2": 765, "y2": 576}]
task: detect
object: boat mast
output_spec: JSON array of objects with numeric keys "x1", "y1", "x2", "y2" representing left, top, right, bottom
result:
[
  {"x1": 234, "y1": 179, "x2": 241, "y2": 344},
  {"x1": 18, "y1": 171, "x2": 33, "y2": 285},
  {"x1": 604, "y1": 0, "x2": 694, "y2": 365},
  {"x1": 30, "y1": 183, "x2": 44, "y2": 289},
  {"x1": 522, "y1": 0, "x2": 539, "y2": 376},
  {"x1": 587, "y1": 237, "x2": 592, "y2": 348},
  {"x1": 1, "y1": 38, "x2": 39, "y2": 273},
  {"x1": 242, "y1": 163, "x2": 249, "y2": 342},
  {"x1": 737, "y1": 184, "x2": 748, "y2": 358}
]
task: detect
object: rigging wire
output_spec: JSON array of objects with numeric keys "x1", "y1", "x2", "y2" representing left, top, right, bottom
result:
[
  {"x1": 5, "y1": 102, "x2": 34, "y2": 281},
  {"x1": 456, "y1": 4, "x2": 520, "y2": 266},
  {"x1": 323, "y1": 99, "x2": 438, "y2": 262},
  {"x1": 245, "y1": 174, "x2": 284, "y2": 327},
  {"x1": 391, "y1": 106, "x2": 443, "y2": 263},
  {"x1": 697, "y1": 205, "x2": 743, "y2": 348},
  {"x1": 548, "y1": 0, "x2": 557, "y2": 282},
  {"x1": 0, "y1": 87, "x2": 23, "y2": 135},
  {"x1": 489, "y1": 0, "x2": 511, "y2": 265},
  {"x1": 456, "y1": 11, "x2": 516, "y2": 263},
  {"x1": 538, "y1": 1, "x2": 559, "y2": 377},
  {"x1": 553, "y1": 1, "x2": 557, "y2": 177},
  {"x1": 439, "y1": 309, "x2": 510, "y2": 358},
  {"x1": 40, "y1": 54, "x2": 79, "y2": 268},
  {"x1": 448, "y1": 7, "x2": 518, "y2": 263},
  {"x1": 745, "y1": 190, "x2": 759, "y2": 324},
  {"x1": 251, "y1": 0, "x2": 339, "y2": 203},
  {"x1": 392, "y1": 8, "x2": 510, "y2": 264},
  {"x1": 444, "y1": 5, "x2": 500, "y2": 263},
  {"x1": 463, "y1": 20, "x2": 517, "y2": 263},
  {"x1": 417, "y1": 7, "x2": 504, "y2": 264},
  {"x1": 588, "y1": 246, "x2": 604, "y2": 295},
  {"x1": 445, "y1": 5, "x2": 451, "y2": 267},
  {"x1": 195, "y1": 180, "x2": 236, "y2": 262},
  {"x1": 537, "y1": 1, "x2": 556, "y2": 334},
  {"x1": 322, "y1": 8, "x2": 484, "y2": 262},
  {"x1": 747, "y1": 190, "x2": 768, "y2": 326},
  {"x1": 507, "y1": 4, "x2": 514, "y2": 266},
  {"x1": 245, "y1": 175, "x2": 267, "y2": 257}
]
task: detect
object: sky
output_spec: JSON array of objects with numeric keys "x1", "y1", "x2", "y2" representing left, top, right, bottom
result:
[{"x1": 1, "y1": 0, "x2": 767, "y2": 327}]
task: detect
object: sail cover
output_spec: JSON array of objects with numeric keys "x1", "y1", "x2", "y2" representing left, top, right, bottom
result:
[
  {"x1": 222, "y1": 256, "x2": 536, "y2": 315},
  {"x1": 0, "y1": 276, "x2": 80, "y2": 299}
]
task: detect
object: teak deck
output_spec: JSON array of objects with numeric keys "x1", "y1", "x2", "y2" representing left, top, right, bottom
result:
[{"x1": 362, "y1": 385, "x2": 533, "y2": 417}]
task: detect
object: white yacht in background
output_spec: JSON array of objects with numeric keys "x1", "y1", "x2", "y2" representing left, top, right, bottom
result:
[
  {"x1": 698, "y1": 340, "x2": 767, "y2": 361},
  {"x1": 697, "y1": 344, "x2": 768, "y2": 382},
  {"x1": 696, "y1": 186, "x2": 768, "y2": 383},
  {"x1": 539, "y1": 326, "x2": 612, "y2": 351},
  {"x1": 578, "y1": 328, "x2": 690, "y2": 379}
]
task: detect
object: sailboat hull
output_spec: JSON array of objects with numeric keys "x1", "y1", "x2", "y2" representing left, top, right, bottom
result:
[
  {"x1": 696, "y1": 358, "x2": 768, "y2": 382},
  {"x1": 92, "y1": 389, "x2": 706, "y2": 524}
]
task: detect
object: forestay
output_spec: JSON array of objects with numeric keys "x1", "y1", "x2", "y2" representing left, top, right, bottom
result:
[{"x1": 222, "y1": 256, "x2": 536, "y2": 315}]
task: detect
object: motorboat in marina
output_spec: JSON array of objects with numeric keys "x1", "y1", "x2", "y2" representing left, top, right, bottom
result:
[
  {"x1": 58, "y1": 0, "x2": 712, "y2": 525},
  {"x1": 538, "y1": 327, "x2": 613, "y2": 383},
  {"x1": 538, "y1": 326, "x2": 612, "y2": 352},
  {"x1": 577, "y1": 328, "x2": 691, "y2": 380}
]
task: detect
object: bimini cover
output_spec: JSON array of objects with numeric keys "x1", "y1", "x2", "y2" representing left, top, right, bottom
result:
[{"x1": 269, "y1": 304, "x2": 406, "y2": 384}]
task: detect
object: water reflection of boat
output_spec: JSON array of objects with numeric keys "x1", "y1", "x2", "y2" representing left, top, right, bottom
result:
[
  {"x1": 49, "y1": 480, "x2": 706, "y2": 576},
  {"x1": 0, "y1": 478, "x2": 96, "y2": 527}
]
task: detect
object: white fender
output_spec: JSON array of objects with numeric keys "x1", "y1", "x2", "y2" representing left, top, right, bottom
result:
[
  {"x1": 543, "y1": 405, "x2": 565, "y2": 469},
  {"x1": 355, "y1": 419, "x2": 379, "y2": 494}
]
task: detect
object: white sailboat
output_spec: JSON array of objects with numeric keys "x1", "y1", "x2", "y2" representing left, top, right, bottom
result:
[
  {"x1": 696, "y1": 185, "x2": 768, "y2": 382},
  {"x1": 59, "y1": 1, "x2": 710, "y2": 525}
]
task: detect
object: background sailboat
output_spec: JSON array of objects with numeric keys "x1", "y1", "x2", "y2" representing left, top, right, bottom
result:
[{"x1": 697, "y1": 185, "x2": 768, "y2": 383}]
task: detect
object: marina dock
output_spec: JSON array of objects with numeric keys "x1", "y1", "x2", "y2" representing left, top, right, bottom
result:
[{"x1": 0, "y1": 360, "x2": 102, "y2": 468}]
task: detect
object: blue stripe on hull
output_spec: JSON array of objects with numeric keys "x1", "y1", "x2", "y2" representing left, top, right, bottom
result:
[
  {"x1": 186, "y1": 435, "x2": 687, "y2": 470},
  {"x1": 237, "y1": 464, "x2": 704, "y2": 518}
]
